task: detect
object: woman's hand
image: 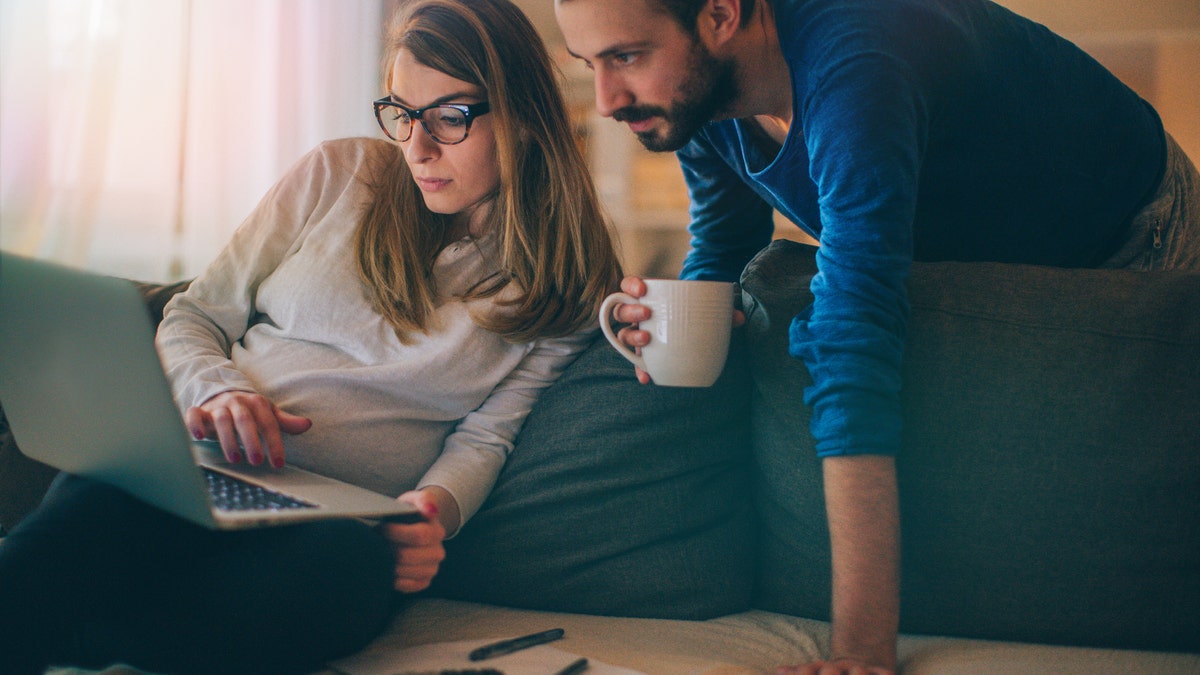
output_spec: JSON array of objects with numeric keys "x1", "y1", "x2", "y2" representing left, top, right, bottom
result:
[
  {"x1": 185, "y1": 390, "x2": 312, "y2": 467},
  {"x1": 383, "y1": 487, "x2": 457, "y2": 593}
]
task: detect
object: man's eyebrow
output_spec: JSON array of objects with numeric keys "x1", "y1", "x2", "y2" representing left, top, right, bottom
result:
[
  {"x1": 566, "y1": 41, "x2": 654, "y2": 62},
  {"x1": 386, "y1": 90, "x2": 483, "y2": 107}
]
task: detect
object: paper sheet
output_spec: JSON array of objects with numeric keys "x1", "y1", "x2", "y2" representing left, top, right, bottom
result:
[{"x1": 329, "y1": 637, "x2": 643, "y2": 675}]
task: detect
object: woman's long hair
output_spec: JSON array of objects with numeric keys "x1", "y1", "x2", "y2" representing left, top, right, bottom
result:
[{"x1": 357, "y1": 0, "x2": 622, "y2": 343}]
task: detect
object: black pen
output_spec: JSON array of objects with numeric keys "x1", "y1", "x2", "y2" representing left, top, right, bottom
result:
[
  {"x1": 468, "y1": 628, "x2": 566, "y2": 661},
  {"x1": 553, "y1": 657, "x2": 588, "y2": 675}
]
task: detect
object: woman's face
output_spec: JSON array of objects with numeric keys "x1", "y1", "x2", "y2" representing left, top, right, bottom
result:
[{"x1": 388, "y1": 49, "x2": 500, "y2": 236}]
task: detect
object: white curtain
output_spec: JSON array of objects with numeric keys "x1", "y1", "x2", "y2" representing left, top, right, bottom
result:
[{"x1": 0, "y1": 0, "x2": 385, "y2": 282}]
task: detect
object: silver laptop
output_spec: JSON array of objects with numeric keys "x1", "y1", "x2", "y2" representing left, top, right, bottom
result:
[{"x1": 0, "y1": 252, "x2": 420, "y2": 529}]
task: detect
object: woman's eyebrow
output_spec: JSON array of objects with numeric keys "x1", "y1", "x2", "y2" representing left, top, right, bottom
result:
[{"x1": 387, "y1": 90, "x2": 485, "y2": 107}]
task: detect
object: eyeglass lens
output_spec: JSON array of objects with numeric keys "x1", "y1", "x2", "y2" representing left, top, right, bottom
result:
[{"x1": 382, "y1": 105, "x2": 471, "y2": 144}]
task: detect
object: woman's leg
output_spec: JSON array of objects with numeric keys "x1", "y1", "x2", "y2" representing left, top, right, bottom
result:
[{"x1": 0, "y1": 473, "x2": 397, "y2": 675}]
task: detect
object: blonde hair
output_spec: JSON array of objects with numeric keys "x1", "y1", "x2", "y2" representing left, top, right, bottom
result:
[{"x1": 357, "y1": 0, "x2": 622, "y2": 343}]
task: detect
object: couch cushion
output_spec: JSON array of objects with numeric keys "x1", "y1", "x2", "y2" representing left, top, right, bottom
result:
[
  {"x1": 743, "y1": 239, "x2": 1200, "y2": 651},
  {"x1": 321, "y1": 598, "x2": 1200, "y2": 675},
  {"x1": 432, "y1": 331, "x2": 757, "y2": 619}
]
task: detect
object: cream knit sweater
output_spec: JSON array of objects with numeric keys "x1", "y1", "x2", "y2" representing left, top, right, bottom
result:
[{"x1": 156, "y1": 138, "x2": 593, "y2": 530}]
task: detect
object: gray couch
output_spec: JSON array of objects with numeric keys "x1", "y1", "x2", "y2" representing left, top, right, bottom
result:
[{"x1": 3, "y1": 240, "x2": 1198, "y2": 673}]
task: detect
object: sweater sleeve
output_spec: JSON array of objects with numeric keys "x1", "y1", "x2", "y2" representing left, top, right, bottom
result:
[
  {"x1": 155, "y1": 141, "x2": 356, "y2": 410},
  {"x1": 789, "y1": 49, "x2": 926, "y2": 458},
  {"x1": 415, "y1": 329, "x2": 596, "y2": 532},
  {"x1": 676, "y1": 134, "x2": 777, "y2": 282}
]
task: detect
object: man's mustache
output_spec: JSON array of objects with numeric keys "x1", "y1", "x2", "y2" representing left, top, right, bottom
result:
[{"x1": 613, "y1": 106, "x2": 667, "y2": 123}]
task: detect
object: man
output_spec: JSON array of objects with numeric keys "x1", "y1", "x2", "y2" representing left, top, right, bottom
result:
[{"x1": 554, "y1": 0, "x2": 1200, "y2": 673}]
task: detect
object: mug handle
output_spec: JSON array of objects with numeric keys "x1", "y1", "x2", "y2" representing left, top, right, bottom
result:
[{"x1": 599, "y1": 292, "x2": 647, "y2": 372}]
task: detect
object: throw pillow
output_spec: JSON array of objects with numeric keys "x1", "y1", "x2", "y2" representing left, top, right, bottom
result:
[{"x1": 433, "y1": 330, "x2": 757, "y2": 619}]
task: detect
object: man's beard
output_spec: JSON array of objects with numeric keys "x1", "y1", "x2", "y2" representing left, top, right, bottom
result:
[{"x1": 613, "y1": 41, "x2": 739, "y2": 153}]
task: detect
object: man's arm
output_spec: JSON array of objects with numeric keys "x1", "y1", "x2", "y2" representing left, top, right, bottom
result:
[{"x1": 823, "y1": 454, "x2": 900, "y2": 672}]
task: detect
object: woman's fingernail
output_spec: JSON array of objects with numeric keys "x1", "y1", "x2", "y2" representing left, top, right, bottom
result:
[
  {"x1": 228, "y1": 451, "x2": 241, "y2": 464},
  {"x1": 193, "y1": 428, "x2": 205, "y2": 440}
]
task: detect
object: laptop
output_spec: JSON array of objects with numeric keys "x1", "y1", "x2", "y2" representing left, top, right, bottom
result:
[{"x1": 0, "y1": 252, "x2": 421, "y2": 529}]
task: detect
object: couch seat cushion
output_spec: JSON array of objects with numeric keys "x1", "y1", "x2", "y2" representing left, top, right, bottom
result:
[{"x1": 330, "y1": 598, "x2": 1200, "y2": 675}]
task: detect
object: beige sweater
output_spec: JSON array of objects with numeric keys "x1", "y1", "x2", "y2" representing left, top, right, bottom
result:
[{"x1": 156, "y1": 138, "x2": 593, "y2": 530}]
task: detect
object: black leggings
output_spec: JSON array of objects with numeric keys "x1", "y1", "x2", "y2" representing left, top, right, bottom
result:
[{"x1": 0, "y1": 473, "x2": 400, "y2": 675}]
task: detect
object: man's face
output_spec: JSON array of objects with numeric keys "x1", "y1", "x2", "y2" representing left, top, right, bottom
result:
[{"x1": 555, "y1": 0, "x2": 739, "y2": 152}]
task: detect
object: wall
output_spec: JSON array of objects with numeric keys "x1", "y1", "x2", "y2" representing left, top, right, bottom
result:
[{"x1": 997, "y1": 0, "x2": 1200, "y2": 163}]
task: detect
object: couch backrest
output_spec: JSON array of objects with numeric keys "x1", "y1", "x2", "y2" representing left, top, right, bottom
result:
[
  {"x1": 5, "y1": 250, "x2": 1197, "y2": 654},
  {"x1": 434, "y1": 329, "x2": 758, "y2": 619},
  {"x1": 742, "y1": 240, "x2": 1200, "y2": 652}
]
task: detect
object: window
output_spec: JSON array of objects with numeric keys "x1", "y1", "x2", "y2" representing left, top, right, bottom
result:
[{"x1": 1, "y1": 0, "x2": 384, "y2": 281}]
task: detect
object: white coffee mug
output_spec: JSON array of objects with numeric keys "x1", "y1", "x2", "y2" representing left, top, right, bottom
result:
[{"x1": 599, "y1": 279, "x2": 735, "y2": 387}]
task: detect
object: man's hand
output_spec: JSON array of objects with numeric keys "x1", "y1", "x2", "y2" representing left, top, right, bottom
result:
[
  {"x1": 609, "y1": 276, "x2": 653, "y2": 384},
  {"x1": 185, "y1": 390, "x2": 312, "y2": 467},
  {"x1": 383, "y1": 487, "x2": 455, "y2": 593}
]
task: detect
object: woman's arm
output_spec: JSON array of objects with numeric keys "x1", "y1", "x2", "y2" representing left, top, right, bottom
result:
[
  {"x1": 415, "y1": 329, "x2": 595, "y2": 535},
  {"x1": 155, "y1": 141, "x2": 362, "y2": 411},
  {"x1": 156, "y1": 142, "x2": 374, "y2": 463},
  {"x1": 380, "y1": 327, "x2": 590, "y2": 592}
]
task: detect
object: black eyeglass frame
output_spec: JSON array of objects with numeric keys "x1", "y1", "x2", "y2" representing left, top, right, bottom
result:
[{"x1": 372, "y1": 97, "x2": 491, "y2": 145}]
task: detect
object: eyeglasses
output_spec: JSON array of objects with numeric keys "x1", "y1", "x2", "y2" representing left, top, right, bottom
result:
[{"x1": 372, "y1": 97, "x2": 491, "y2": 145}]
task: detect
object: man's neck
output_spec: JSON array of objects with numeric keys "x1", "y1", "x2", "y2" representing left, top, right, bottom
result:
[{"x1": 727, "y1": 0, "x2": 792, "y2": 128}]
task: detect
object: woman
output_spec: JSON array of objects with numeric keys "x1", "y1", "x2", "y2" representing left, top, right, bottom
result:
[{"x1": 0, "y1": 1, "x2": 621, "y2": 673}]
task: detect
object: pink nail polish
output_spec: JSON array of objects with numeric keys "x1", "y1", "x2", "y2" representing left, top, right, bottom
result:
[{"x1": 193, "y1": 429, "x2": 205, "y2": 440}]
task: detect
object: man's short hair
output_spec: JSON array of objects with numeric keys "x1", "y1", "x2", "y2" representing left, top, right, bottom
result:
[{"x1": 652, "y1": 0, "x2": 759, "y2": 33}]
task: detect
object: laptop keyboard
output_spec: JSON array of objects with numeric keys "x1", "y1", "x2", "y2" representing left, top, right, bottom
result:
[{"x1": 203, "y1": 467, "x2": 317, "y2": 511}]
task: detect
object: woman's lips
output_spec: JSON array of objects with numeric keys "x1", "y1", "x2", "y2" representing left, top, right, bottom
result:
[{"x1": 416, "y1": 177, "x2": 451, "y2": 191}]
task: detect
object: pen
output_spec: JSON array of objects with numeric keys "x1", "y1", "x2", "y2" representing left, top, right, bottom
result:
[
  {"x1": 553, "y1": 657, "x2": 588, "y2": 675},
  {"x1": 468, "y1": 628, "x2": 566, "y2": 661}
]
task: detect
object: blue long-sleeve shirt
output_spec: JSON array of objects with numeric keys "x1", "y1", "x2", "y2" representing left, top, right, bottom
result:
[{"x1": 677, "y1": 0, "x2": 1164, "y2": 457}]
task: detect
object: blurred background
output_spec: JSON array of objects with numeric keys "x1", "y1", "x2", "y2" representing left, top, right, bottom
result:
[{"x1": 2, "y1": 0, "x2": 1197, "y2": 281}]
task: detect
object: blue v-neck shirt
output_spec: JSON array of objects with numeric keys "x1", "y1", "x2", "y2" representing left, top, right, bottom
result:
[{"x1": 676, "y1": 0, "x2": 1164, "y2": 457}]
